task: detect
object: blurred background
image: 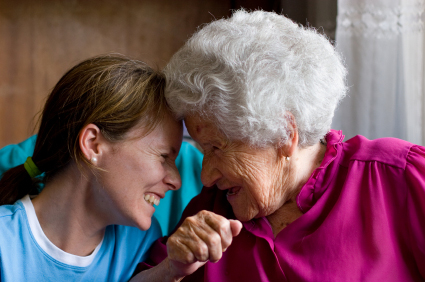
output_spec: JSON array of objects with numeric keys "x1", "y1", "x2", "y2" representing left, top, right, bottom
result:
[{"x1": 0, "y1": 0, "x2": 423, "y2": 148}]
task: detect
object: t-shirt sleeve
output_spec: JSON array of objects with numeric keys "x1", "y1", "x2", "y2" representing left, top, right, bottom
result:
[{"x1": 405, "y1": 145, "x2": 425, "y2": 278}]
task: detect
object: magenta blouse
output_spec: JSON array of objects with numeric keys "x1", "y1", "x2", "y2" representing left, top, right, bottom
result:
[{"x1": 138, "y1": 130, "x2": 425, "y2": 281}]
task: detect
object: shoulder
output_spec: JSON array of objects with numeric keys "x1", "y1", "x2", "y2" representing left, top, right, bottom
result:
[
  {"x1": 341, "y1": 134, "x2": 413, "y2": 169},
  {"x1": 404, "y1": 145, "x2": 425, "y2": 186},
  {"x1": 111, "y1": 216, "x2": 162, "y2": 261},
  {"x1": 0, "y1": 200, "x2": 25, "y2": 221},
  {"x1": 114, "y1": 216, "x2": 162, "y2": 243},
  {"x1": 0, "y1": 200, "x2": 27, "y2": 246},
  {"x1": 104, "y1": 217, "x2": 162, "y2": 266}
]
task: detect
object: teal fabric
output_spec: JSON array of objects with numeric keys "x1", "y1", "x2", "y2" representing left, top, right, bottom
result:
[
  {"x1": 156, "y1": 141, "x2": 204, "y2": 235},
  {"x1": 0, "y1": 136, "x2": 203, "y2": 236},
  {"x1": 0, "y1": 135, "x2": 37, "y2": 175}
]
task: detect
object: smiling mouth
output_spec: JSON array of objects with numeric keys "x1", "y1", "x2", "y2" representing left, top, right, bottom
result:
[
  {"x1": 144, "y1": 194, "x2": 160, "y2": 206},
  {"x1": 226, "y1": 186, "x2": 242, "y2": 197}
]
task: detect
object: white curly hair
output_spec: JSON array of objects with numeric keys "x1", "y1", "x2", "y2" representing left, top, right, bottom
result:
[{"x1": 165, "y1": 9, "x2": 347, "y2": 148}]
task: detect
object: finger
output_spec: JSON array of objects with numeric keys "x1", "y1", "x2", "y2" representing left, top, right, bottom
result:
[
  {"x1": 191, "y1": 219, "x2": 223, "y2": 262},
  {"x1": 201, "y1": 211, "x2": 233, "y2": 251},
  {"x1": 168, "y1": 211, "x2": 237, "y2": 264},
  {"x1": 176, "y1": 211, "x2": 227, "y2": 262},
  {"x1": 175, "y1": 213, "x2": 223, "y2": 262},
  {"x1": 167, "y1": 235, "x2": 197, "y2": 264},
  {"x1": 173, "y1": 221, "x2": 212, "y2": 262},
  {"x1": 170, "y1": 214, "x2": 220, "y2": 262},
  {"x1": 229, "y1": 219, "x2": 243, "y2": 236}
]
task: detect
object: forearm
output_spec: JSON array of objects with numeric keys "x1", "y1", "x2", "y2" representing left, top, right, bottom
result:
[{"x1": 129, "y1": 258, "x2": 184, "y2": 282}]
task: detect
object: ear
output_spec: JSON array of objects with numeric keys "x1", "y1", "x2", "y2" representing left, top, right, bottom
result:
[
  {"x1": 79, "y1": 124, "x2": 104, "y2": 163},
  {"x1": 277, "y1": 112, "x2": 298, "y2": 159}
]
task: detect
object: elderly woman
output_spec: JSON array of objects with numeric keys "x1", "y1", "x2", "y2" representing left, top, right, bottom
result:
[{"x1": 133, "y1": 10, "x2": 425, "y2": 282}]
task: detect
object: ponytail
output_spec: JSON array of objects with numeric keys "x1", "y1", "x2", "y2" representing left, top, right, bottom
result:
[{"x1": 0, "y1": 164, "x2": 40, "y2": 205}]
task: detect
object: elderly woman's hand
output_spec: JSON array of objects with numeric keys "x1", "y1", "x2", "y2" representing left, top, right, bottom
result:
[{"x1": 166, "y1": 210, "x2": 242, "y2": 278}]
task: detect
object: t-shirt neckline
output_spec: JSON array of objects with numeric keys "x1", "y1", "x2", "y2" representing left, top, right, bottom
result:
[{"x1": 20, "y1": 195, "x2": 104, "y2": 267}]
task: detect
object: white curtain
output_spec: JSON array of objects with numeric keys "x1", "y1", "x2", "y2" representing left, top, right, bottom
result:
[{"x1": 333, "y1": 0, "x2": 425, "y2": 146}]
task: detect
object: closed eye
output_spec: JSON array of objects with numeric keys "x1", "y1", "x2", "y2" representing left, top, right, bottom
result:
[{"x1": 162, "y1": 154, "x2": 178, "y2": 163}]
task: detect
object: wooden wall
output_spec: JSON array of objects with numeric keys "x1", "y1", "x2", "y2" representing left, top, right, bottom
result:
[
  {"x1": 0, "y1": 0, "x2": 233, "y2": 148},
  {"x1": 0, "y1": 0, "x2": 334, "y2": 149}
]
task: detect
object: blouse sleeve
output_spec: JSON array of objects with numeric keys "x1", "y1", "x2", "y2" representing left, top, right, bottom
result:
[{"x1": 405, "y1": 145, "x2": 425, "y2": 278}]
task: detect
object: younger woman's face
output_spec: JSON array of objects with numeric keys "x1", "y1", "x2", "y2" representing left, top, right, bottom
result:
[{"x1": 95, "y1": 113, "x2": 183, "y2": 230}]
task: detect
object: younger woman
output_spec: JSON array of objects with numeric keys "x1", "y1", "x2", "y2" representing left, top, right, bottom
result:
[{"x1": 0, "y1": 55, "x2": 183, "y2": 281}]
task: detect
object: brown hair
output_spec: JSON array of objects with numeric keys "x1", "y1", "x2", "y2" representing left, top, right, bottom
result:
[{"x1": 0, "y1": 54, "x2": 168, "y2": 205}]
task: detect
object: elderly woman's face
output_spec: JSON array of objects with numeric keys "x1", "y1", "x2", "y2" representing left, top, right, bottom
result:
[{"x1": 185, "y1": 115, "x2": 291, "y2": 222}]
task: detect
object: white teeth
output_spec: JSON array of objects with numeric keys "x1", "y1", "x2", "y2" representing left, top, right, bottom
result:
[
  {"x1": 144, "y1": 194, "x2": 160, "y2": 206},
  {"x1": 144, "y1": 194, "x2": 153, "y2": 206}
]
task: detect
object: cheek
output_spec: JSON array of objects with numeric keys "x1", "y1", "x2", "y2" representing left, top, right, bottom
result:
[
  {"x1": 118, "y1": 151, "x2": 161, "y2": 179},
  {"x1": 102, "y1": 156, "x2": 163, "y2": 192},
  {"x1": 241, "y1": 165, "x2": 284, "y2": 212}
]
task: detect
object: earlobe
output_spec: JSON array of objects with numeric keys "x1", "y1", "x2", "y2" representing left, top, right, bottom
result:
[
  {"x1": 277, "y1": 113, "x2": 299, "y2": 159},
  {"x1": 79, "y1": 124, "x2": 103, "y2": 162},
  {"x1": 277, "y1": 134, "x2": 297, "y2": 161},
  {"x1": 286, "y1": 129, "x2": 299, "y2": 157}
]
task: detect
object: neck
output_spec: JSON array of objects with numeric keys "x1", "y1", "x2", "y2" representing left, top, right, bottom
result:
[
  {"x1": 31, "y1": 163, "x2": 107, "y2": 256},
  {"x1": 293, "y1": 141, "x2": 326, "y2": 190},
  {"x1": 267, "y1": 140, "x2": 327, "y2": 237}
]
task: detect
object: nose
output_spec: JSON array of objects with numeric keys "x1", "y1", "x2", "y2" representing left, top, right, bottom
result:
[
  {"x1": 200, "y1": 156, "x2": 222, "y2": 187},
  {"x1": 164, "y1": 164, "x2": 182, "y2": 191}
]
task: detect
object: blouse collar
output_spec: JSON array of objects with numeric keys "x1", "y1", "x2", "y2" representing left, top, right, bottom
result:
[{"x1": 296, "y1": 129, "x2": 344, "y2": 213}]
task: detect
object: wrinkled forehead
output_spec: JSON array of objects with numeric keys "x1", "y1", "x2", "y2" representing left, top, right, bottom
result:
[
  {"x1": 184, "y1": 115, "x2": 206, "y2": 137},
  {"x1": 184, "y1": 114, "x2": 204, "y2": 132},
  {"x1": 184, "y1": 114, "x2": 221, "y2": 142}
]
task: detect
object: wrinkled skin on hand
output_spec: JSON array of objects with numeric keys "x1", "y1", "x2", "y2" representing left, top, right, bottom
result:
[{"x1": 166, "y1": 210, "x2": 243, "y2": 278}]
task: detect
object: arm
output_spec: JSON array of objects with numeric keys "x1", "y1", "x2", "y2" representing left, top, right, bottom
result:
[
  {"x1": 130, "y1": 210, "x2": 242, "y2": 282},
  {"x1": 405, "y1": 145, "x2": 425, "y2": 277},
  {"x1": 129, "y1": 258, "x2": 185, "y2": 282}
]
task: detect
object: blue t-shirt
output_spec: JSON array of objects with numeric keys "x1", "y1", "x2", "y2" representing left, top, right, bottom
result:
[{"x1": 0, "y1": 196, "x2": 162, "y2": 281}]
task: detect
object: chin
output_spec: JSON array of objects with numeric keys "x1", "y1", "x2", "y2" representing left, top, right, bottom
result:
[
  {"x1": 132, "y1": 216, "x2": 152, "y2": 231},
  {"x1": 233, "y1": 209, "x2": 255, "y2": 222}
]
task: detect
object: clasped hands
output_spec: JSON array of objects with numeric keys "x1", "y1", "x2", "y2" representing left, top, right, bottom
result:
[{"x1": 166, "y1": 210, "x2": 243, "y2": 279}]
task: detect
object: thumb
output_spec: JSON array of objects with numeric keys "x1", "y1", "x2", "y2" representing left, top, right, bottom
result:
[{"x1": 229, "y1": 219, "x2": 243, "y2": 236}]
